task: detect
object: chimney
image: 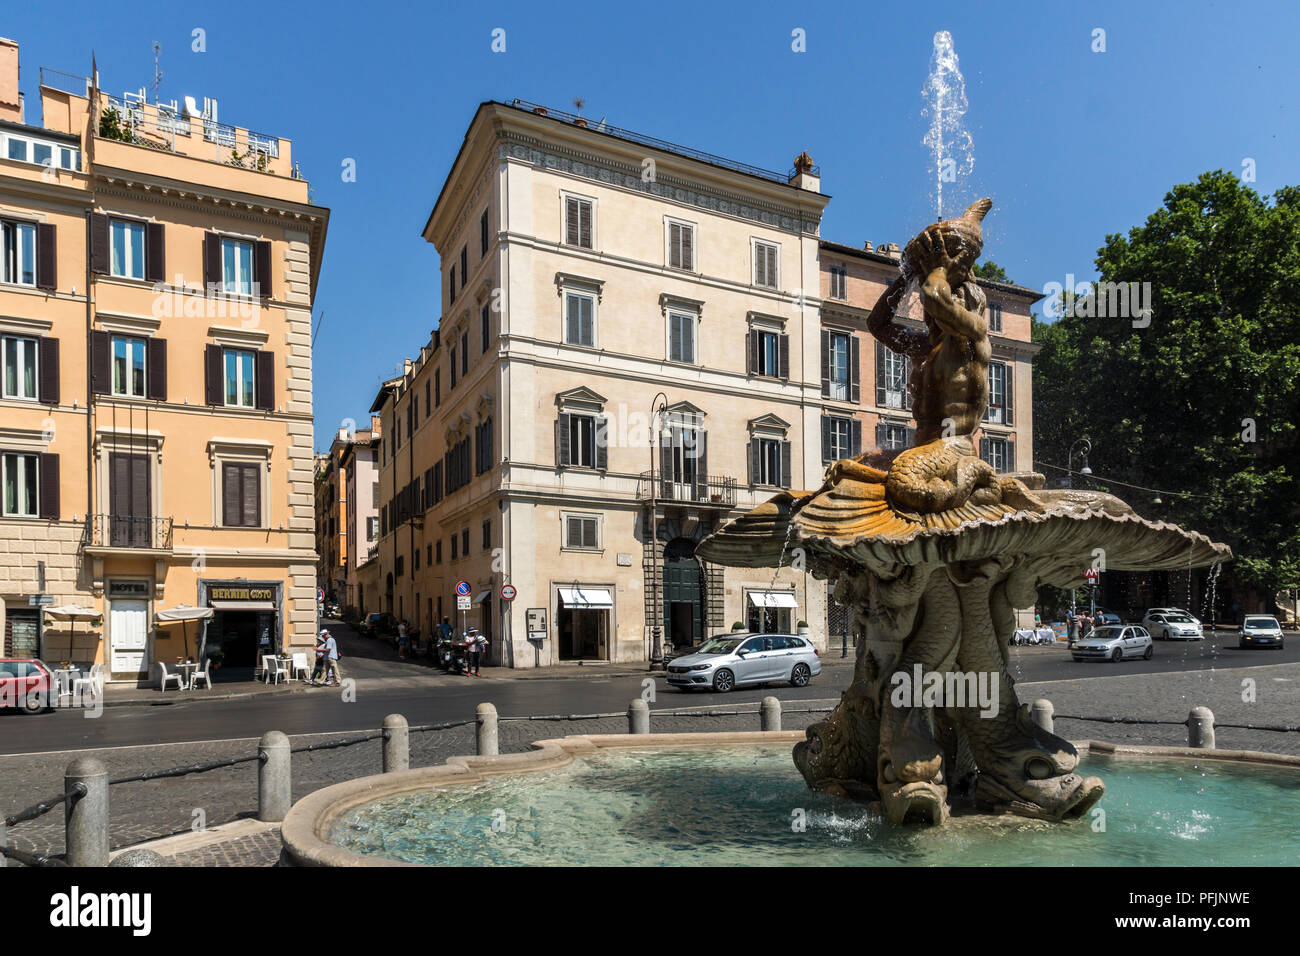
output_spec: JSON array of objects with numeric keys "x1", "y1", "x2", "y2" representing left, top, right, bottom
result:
[
  {"x1": 370, "y1": 415, "x2": 382, "y2": 434},
  {"x1": 0, "y1": 38, "x2": 21, "y2": 125},
  {"x1": 884, "y1": 242, "x2": 901, "y2": 261},
  {"x1": 788, "y1": 151, "x2": 820, "y2": 192},
  {"x1": 863, "y1": 241, "x2": 874, "y2": 253}
]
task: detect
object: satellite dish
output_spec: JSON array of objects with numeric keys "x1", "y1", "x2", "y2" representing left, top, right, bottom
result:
[{"x1": 183, "y1": 96, "x2": 201, "y2": 117}]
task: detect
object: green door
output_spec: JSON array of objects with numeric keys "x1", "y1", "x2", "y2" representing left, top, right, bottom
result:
[{"x1": 663, "y1": 539, "x2": 704, "y2": 648}]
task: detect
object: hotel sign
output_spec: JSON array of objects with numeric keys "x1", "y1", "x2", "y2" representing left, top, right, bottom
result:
[{"x1": 210, "y1": 587, "x2": 275, "y2": 602}]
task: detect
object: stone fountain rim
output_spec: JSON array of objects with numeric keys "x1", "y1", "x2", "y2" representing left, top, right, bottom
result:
[{"x1": 278, "y1": 733, "x2": 1300, "y2": 867}]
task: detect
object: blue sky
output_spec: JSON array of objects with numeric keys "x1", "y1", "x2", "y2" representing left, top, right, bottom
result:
[{"x1": 8, "y1": 0, "x2": 1298, "y2": 450}]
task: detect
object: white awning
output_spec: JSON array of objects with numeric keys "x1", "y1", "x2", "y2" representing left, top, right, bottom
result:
[
  {"x1": 557, "y1": 587, "x2": 613, "y2": 609},
  {"x1": 474, "y1": 590, "x2": 492, "y2": 603},
  {"x1": 210, "y1": 600, "x2": 276, "y2": 612},
  {"x1": 156, "y1": 605, "x2": 215, "y2": 623},
  {"x1": 747, "y1": 590, "x2": 798, "y2": 609}
]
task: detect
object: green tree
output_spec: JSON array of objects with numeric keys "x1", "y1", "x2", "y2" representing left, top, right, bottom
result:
[
  {"x1": 1033, "y1": 171, "x2": 1300, "y2": 606},
  {"x1": 973, "y1": 260, "x2": 1010, "y2": 283}
]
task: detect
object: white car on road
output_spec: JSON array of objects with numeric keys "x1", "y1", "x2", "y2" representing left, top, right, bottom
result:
[
  {"x1": 1071, "y1": 625, "x2": 1154, "y2": 662},
  {"x1": 1142, "y1": 610, "x2": 1203, "y2": 640},
  {"x1": 666, "y1": 633, "x2": 822, "y2": 692}
]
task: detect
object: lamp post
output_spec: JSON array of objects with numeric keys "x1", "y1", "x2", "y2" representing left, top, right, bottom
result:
[
  {"x1": 648, "y1": 392, "x2": 669, "y2": 671},
  {"x1": 1066, "y1": 438, "x2": 1092, "y2": 488}
]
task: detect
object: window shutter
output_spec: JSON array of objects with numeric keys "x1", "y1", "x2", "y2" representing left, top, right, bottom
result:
[
  {"x1": 145, "y1": 222, "x2": 165, "y2": 283},
  {"x1": 91, "y1": 330, "x2": 110, "y2": 395},
  {"x1": 875, "y1": 422, "x2": 886, "y2": 450},
  {"x1": 780, "y1": 440, "x2": 792, "y2": 489},
  {"x1": 557, "y1": 413, "x2": 571, "y2": 467},
  {"x1": 668, "y1": 222, "x2": 680, "y2": 268},
  {"x1": 222, "y1": 463, "x2": 239, "y2": 526},
  {"x1": 91, "y1": 214, "x2": 111, "y2": 274},
  {"x1": 695, "y1": 431, "x2": 707, "y2": 498},
  {"x1": 1004, "y1": 363, "x2": 1015, "y2": 425},
  {"x1": 778, "y1": 333, "x2": 789, "y2": 380},
  {"x1": 905, "y1": 426, "x2": 916, "y2": 449},
  {"x1": 821, "y1": 416, "x2": 832, "y2": 463},
  {"x1": 747, "y1": 330, "x2": 757, "y2": 375},
  {"x1": 754, "y1": 246, "x2": 764, "y2": 286},
  {"x1": 1005, "y1": 433, "x2": 1016, "y2": 473},
  {"x1": 38, "y1": 453, "x2": 59, "y2": 520},
  {"x1": 902, "y1": 357, "x2": 914, "y2": 410},
  {"x1": 146, "y1": 337, "x2": 166, "y2": 401},
  {"x1": 595, "y1": 415, "x2": 608, "y2": 471},
  {"x1": 681, "y1": 223, "x2": 693, "y2": 270},
  {"x1": 36, "y1": 223, "x2": 56, "y2": 291},
  {"x1": 255, "y1": 350, "x2": 274, "y2": 410},
  {"x1": 255, "y1": 241, "x2": 273, "y2": 298},
  {"x1": 203, "y1": 232, "x2": 221, "y2": 289},
  {"x1": 768, "y1": 246, "x2": 778, "y2": 287},
  {"x1": 244, "y1": 464, "x2": 261, "y2": 526},
  {"x1": 38, "y1": 337, "x2": 59, "y2": 405},
  {"x1": 851, "y1": 419, "x2": 863, "y2": 457},
  {"x1": 850, "y1": 336, "x2": 861, "y2": 404},
  {"x1": 579, "y1": 202, "x2": 592, "y2": 248},
  {"x1": 820, "y1": 330, "x2": 830, "y2": 397},
  {"x1": 875, "y1": 342, "x2": 886, "y2": 406},
  {"x1": 565, "y1": 198, "x2": 579, "y2": 246},
  {"x1": 660, "y1": 440, "x2": 672, "y2": 496},
  {"x1": 205, "y1": 345, "x2": 223, "y2": 405}
]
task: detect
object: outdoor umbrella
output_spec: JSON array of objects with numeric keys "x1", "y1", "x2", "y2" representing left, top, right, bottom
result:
[
  {"x1": 155, "y1": 605, "x2": 214, "y2": 662},
  {"x1": 42, "y1": 605, "x2": 100, "y2": 662}
]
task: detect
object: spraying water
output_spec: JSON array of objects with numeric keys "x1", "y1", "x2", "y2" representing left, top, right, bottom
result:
[{"x1": 921, "y1": 30, "x2": 974, "y2": 221}]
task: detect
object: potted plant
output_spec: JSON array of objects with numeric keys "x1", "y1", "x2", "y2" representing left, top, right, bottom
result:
[
  {"x1": 731, "y1": 621, "x2": 745, "y2": 632},
  {"x1": 797, "y1": 620, "x2": 810, "y2": 636}
]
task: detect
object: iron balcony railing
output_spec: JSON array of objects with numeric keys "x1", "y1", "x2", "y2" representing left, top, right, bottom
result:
[
  {"x1": 637, "y1": 472, "x2": 737, "y2": 507},
  {"x1": 84, "y1": 515, "x2": 174, "y2": 551},
  {"x1": 508, "y1": 99, "x2": 818, "y2": 184}
]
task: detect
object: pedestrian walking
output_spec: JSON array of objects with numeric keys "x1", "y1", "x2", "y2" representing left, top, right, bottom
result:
[
  {"x1": 321, "y1": 629, "x2": 341, "y2": 686},
  {"x1": 397, "y1": 619, "x2": 409, "y2": 660},
  {"x1": 465, "y1": 626, "x2": 482, "y2": 677},
  {"x1": 311, "y1": 630, "x2": 330, "y2": 684}
]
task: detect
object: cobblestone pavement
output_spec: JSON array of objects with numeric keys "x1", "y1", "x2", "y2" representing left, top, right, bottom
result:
[{"x1": 3, "y1": 663, "x2": 1295, "y2": 865}]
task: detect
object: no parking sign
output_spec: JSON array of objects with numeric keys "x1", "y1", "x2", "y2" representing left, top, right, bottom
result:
[{"x1": 456, "y1": 580, "x2": 471, "y2": 596}]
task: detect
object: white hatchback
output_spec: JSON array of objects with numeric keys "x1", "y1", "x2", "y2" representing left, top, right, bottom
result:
[
  {"x1": 1142, "y1": 610, "x2": 1203, "y2": 640},
  {"x1": 1071, "y1": 625, "x2": 1154, "y2": 663}
]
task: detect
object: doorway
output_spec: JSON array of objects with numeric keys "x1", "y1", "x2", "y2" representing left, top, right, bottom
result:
[
  {"x1": 109, "y1": 598, "x2": 149, "y2": 678},
  {"x1": 663, "y1": 538, "x2": 704, "y2": 649}
]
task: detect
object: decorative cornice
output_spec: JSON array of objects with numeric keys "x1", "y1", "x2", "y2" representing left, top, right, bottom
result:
[
  {"x1": 659, "y1": 292, "x2": 705, "y2": 317},
  {"x1": 500, "y1": 136, "x2": 821, "y2": 236},
  {"x1": 555, "y1": 271, "x2": 605, "y2": 301}
]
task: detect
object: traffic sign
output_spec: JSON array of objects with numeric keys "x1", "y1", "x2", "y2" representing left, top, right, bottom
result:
[
  {"x1": 457, "y1": 595, "x2": 472, "y2": 611},
  {"x1": 500, "y1": 584, "x2": 517, "y2": 602},
  {"x1": 456, "y1": 580, "x2": 471, "y2": 596},
  {"x1": 1084, "y1": 568, "x2": 1099, "y2": 583}
]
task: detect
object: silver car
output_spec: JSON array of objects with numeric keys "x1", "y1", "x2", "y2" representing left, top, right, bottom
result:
[
  {"x1": 666, "y1": 633, "x2": 822, "y2": 692},
  {"x1": 1239, "y1": 615, "x2": 1284, "y2": 649},
  {"x1": 1071, "y1": 625, "x2": 1153, "y2": 662},
  {"x1": 1142, "y1": 610, "x2": 1203, "y2": 640}
]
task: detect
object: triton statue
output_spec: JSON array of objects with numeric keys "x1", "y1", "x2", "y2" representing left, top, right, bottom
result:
[{"x1": 698, "y1": 198, "x2": 1230, "y2": 826}]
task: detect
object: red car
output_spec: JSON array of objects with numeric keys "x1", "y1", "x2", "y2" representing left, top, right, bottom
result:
[{"x1": 0, "y1": 659, "x2": 55, "y2": 714}]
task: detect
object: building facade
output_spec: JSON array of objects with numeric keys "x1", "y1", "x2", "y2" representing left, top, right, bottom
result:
[
  {"x1": 369, "y1": 100, "x2": 832, "y2": 667},
  {"x1": 0, "y1": 40, "x2": 327, "y2": 680}
]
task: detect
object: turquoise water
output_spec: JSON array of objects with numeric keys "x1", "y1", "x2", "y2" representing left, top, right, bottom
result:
[{"x1": 327, "y1": 747, "x2": 1300, "y2": 866}]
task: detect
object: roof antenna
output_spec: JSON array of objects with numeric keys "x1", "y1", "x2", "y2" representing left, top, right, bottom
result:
[
  {"x1": 572, "y1": 97, "x2": 585, "y2": 116},
  {"x1": 151, "y1": 41, "x2": 163, "y2": 104}
]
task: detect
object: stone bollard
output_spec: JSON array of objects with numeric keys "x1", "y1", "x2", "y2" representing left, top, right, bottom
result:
[
  {"x1": 65, "y1": 757, "x2": 109, "y2": 867},
  {"x1": 383, "y1": 714, "x2": 410, "y2": 773},
  {"x1": 476, "y1": 703, "x2": 499, "y2": 756},
  {"x1": 628, "y1": 698, "x2": 650, "y2": 734},
  {"x1": 1188, "y1": 706, "x2": 1215, "y2": 749},
  {"x1": 1030, "y1": 699, "x2": 1055, "y2": 734},
  {"x1": 761, "y1": 696, "x2": 782, "y2": 731},
  {"x1": 258, "y1": 731, "x2": 292, "y2": 822}
]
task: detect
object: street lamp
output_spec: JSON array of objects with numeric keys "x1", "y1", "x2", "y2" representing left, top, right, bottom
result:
[
  {"x1": 1066, "y1": 438, "x2": 1092, "y2": 488},
  {"x1": 648, "y1": 392, "x2": 669, "y2": 671}
]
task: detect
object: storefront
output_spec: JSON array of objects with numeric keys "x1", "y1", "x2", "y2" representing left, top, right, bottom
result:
[
  {"x1": 197, "y1": 581, "x2": 282, "y2": 672},
  {"x1": 556, "y1": 585, "x2": 613, "y2": 660},
  {"x1": 746, "y1": 588, "x2": 799, "y2": 634}
]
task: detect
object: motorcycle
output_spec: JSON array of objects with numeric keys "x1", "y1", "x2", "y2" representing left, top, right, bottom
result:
[{"x1": 437, "y1": 637, "x2": 470, "y2": 674}]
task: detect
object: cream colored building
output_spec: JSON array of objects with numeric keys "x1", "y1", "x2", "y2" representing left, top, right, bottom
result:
[
  {"x1": 370, "y1": 100, "x2": 832, "y2": 667},
  {"x1": 0, "y1": 40, "x2": 327, "y2": 680}
]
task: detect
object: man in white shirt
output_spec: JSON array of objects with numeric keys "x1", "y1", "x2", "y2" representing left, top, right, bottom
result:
[{"x1": 321, "y1": 629, "x2": 340, "y2": 686}]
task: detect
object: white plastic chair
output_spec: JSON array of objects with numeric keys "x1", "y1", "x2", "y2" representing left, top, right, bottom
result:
[
  {"x1": 190, "y1": 659, "x2": 212, "y2": 690},
  {"x1": 157, "y1": 661, "x2": 183, "y2": 692},
  {"x1": 262, "y1": 654, "x2": 288, "y2": 685},
  {"x1": 73, "y1": 663, "x2": 103, "y2": 700},
  {"x1": 290, "y1": 653, "x2": 310, "y2": 682}
]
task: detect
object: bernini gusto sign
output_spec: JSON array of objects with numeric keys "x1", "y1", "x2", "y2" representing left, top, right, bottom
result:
[{"x1": 210, "y1": 587, "x2": 275, "y2": 602}]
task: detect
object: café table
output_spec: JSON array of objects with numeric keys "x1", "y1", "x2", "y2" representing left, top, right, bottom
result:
[
  {"x1": 53, "y1": 667, "x2": 79, "y2": 701},
  {"x1": 175, "y1": 660, "x2": 198, "y2": 690}
]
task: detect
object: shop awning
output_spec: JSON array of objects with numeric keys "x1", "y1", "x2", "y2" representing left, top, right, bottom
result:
[
  {"x1": 210, "y1": 600, "x2": 276, "y2": 612},
  {"x1": 557, "y1": 587, "x2": 614, "y2": 609},
  {"x1": 474, "y1": 590, "x2": 492, "y2": 603},
  {"x1": 156, "y1": 605, "x2": 214, "y2": 623},
  {"x1": 747, "y1": 590, "x2": 798, "y2": 609}
]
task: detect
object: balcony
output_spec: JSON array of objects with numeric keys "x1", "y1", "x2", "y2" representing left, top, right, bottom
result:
[
  {"x1": 637, "y1": 472, "x2": 737, "y2": 508},
  {"x1": 83, "y1": 515, "x2": 174, "y2": 552}
]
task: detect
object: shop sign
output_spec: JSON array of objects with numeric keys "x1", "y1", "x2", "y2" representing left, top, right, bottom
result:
[{"x1": 210, "y1": 586, "x2": 275, "y2": 602}]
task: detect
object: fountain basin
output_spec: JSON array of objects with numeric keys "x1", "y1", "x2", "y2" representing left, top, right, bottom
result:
[{"x1": 279, "y1": 734, "x2": 1300, "y2": 867}]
